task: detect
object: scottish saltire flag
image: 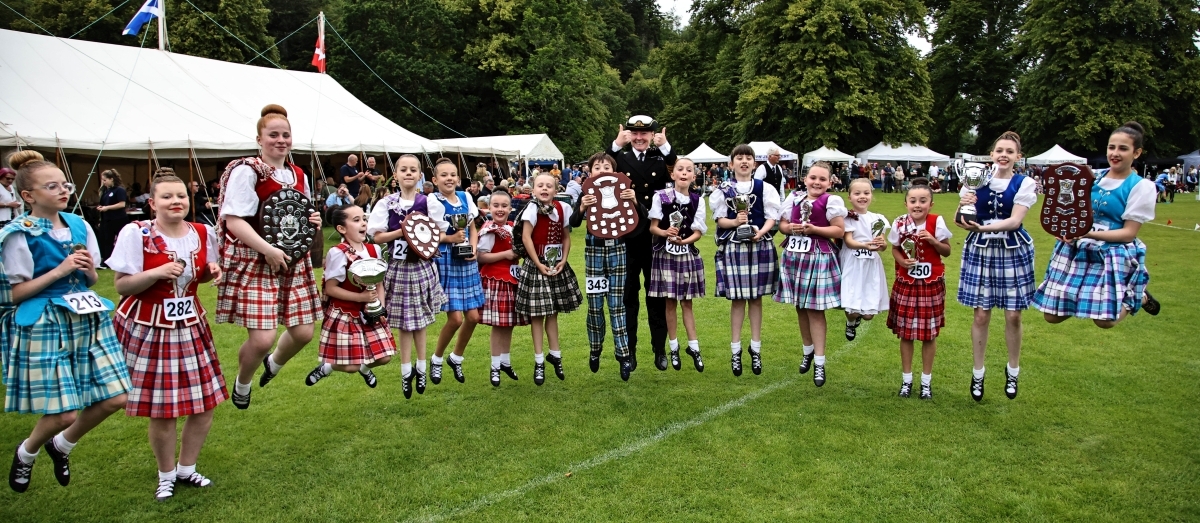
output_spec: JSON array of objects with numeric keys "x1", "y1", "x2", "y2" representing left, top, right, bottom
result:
[{"x1": 123, "y1": 0, "x2": 163, "y2": 36}]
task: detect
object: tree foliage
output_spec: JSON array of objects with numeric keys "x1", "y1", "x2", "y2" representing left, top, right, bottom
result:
[
  {"x1": 263, "y1": 0, "x2": 322, "y2": 71},
  {"x1": 1016, "y1": 0, "x2": 1200, "y2": 156},
  {"x1": 168, "y1": 0, "x2": 278, "y2": 65},
  {"x1": 736, "y1": 0, "x2": 932, "y2": 155},
  {"x1": 925, "y1": 0, "x2": 1021, "y2": 154},
  {"x1": 10, "y1": 0, "x2": 128, "y2": 43}
]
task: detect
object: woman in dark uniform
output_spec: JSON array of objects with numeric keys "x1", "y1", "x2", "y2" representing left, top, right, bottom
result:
[{"x1": 96, "y1": 168, "x2": 128, "y2": 267}]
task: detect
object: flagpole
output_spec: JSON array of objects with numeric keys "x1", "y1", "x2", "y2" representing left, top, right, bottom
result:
[
  {"x1": 317, "y1": 11, "x2": 326, "y2": 73},
  {"x1": 157, "y1": 0, "x2": 167, "y2": 51}
]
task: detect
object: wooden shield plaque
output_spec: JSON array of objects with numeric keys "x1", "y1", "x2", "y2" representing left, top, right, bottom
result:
[
  {"x1": 1040, "y1": 163, "x2": 1094, "y2": 240},
  {"x1": 402, "y1": 213, "x2": 442, "y2": 260},
  {"x1": 581, "y1": 172, "x2": 640, "y2": 239}
]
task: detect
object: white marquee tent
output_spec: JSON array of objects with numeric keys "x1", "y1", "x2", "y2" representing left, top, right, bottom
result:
[
  {"x1": 748, "y1": 141, "x2": 798, "y2": 162},
  {"x1": 0, "y1": 29, "x2": 501, "y2": 159},
  {"x1": 683, "y1": 142, "x2": 729, "y2": 163},
  {"x1": 433, "y1": 134, "x2": 561, "y2": 162},
  {"x1": 1026, "y1": 144, "x2": 1086, "y2": 165},
  {"x1": 802, "y1": 146, "x2": 855, "y2": 166},
  {"x1": 1178, "y1": 150, "x2": 1200, "y2": 173},
  {"x1": 856, "y1": 142, "x2": 950, "y2": 163}
]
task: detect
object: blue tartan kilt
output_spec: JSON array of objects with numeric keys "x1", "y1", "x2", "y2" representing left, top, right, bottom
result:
[
  {"x1": 1033, "y1": 239, "x2": 1150, "y2": 320},
  {"x1": 436, "y1": 254, "x2": 485, "y2": 312},
  {"x1": 775, "y1": 248, "x2": 841, "y2": 310},
  {"x1": 714, "y1": 239, "x2": 778, "y2": 300},
  {"x1": 957, "y1": 239, "x2": 1036, "y2": 310},
  {"x1": 4, "y1": 304, "x2": 131, "y2": 414}
]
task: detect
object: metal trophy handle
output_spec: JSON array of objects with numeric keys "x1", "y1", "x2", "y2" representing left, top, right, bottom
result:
[
  {"x1": 732, "y1": 193, "x2": 756, "y2": 242},
  {"x1": 955, "y1": 162, "x2": 991, "y2": 225},
  {"x1": 348, "y1": 258, "x2": 388, "y2": 325},
  {"x1": 449, "y1": 214, "x2": 474, "y2": 258},
  {"x1": 799, "y1": 200, "x2": 813, "y2": 225}
]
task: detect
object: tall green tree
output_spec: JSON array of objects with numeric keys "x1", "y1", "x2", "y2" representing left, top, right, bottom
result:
[
  {"x1": 1016, "y1": 0, "x2": 1200, "y2": 156},
  {"x1": 925, "y1": 0, "x2": 1021, "y2": 154},
  {"x1": 169, "y1": 0, "x2": 278, "y2": 65},
  {"x1": 736, "y1": 0, "x2": 932, "y2": 155},
  {"x1": 10, "y1": 0, "x2": 129, "y2": 43},
  {"x1": 467, "y1": 0, "x2": 626, "y2": 159},
  {"x1": 264, "y1": 0, "x2": 322, "y2": 71},
  {"x1": 329, "y1": 0, "x2": 502, "y2": 139},
  {"x1": 591, "y1": 0, "x2": 645, "y2": 79}
]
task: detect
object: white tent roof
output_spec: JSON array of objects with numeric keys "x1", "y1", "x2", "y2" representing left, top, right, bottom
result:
[
  {"x1": 683, "y1": 142, "x2": 728, "y2": 163},
  {"x1": 802, "y1": 146, "x2": 855, "y2": 165},
  {"x1": 433, "y1": 134, "x2": 561, "y2": 162},
  {"x1": 856, "y1": 142, "x2": 950, "y2": 162},
  {"x1": 0, "y1": 29, "x2": 499, "y2": 159},
  {"x1": 1026, "y1": 144, "x2": 1086, "y2": 165},
  {"x1": 748, "y1": 141, "x2": 798, "y2": 162}
]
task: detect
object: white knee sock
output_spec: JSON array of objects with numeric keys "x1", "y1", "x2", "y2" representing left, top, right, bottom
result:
[
  {"x1": 814, "y1": 355, "x2": 826, "y2": 366},
  {"x1": 730, "y1": 341, "x2": 742, "y2": 355},
  {"x1": 401, "y1": 363, "x2": 413, "y2": 378},
  {"x1": 1007, "y1": 365, "x2": 1019, "y2": 377},
  {"x1": 448, "y1": 353, "x2": 463, "y2": 365},
  {"x1": 921, "y1": 373, "x2": 932, "y2": 386},
  {"x1": 687, "y1": 340, "x2": 699, "y2": 351},
  {"x1": 16, "y1": 440, "x2": 38, "y2": 464},
  {"x1": 973, "y1": 367, "x2": 986, "y2": 379},
  {"x1": 902, "y1": 372, "x2": 913, "y2": 384},
  {"x1": 669, "y1": 339, "x2": 679, "y2": 352},
  {"x1": 749, "y1": 340, "x2": 762, "y2": 354},
  {"x1": 431, "y1": 355, "x2": 444, "y2": 365},
  {"x1": 176, "y1": 464, "x2": 195, "y2": 478},
  {"x1": 501, "y1": 353, "x2": 511, "y2": 366},
  {"x1": 234, "y1": 380, "x2": 251, "y2": 396},
  {"x1": 52, "y1": 432, "x2": 76, "y2": 454},
  {"x1": 491, "y1": 355, "x2": 502, "y2": 369},
  {"x1": 802, "y1": 344, "x2": 815, "y2": 356},
  {"x1": 416, "y1": 360, "x2": 427, "y2": 373},
  {"x1": 266, "y1": 354, "x2": 282, "y2": 373},
  {"x1": 549, "y1": 350, "x2": 562, "y2": 359},
  {"x1": 534, "y1": 353, "x2": 545, "y2": 364}
]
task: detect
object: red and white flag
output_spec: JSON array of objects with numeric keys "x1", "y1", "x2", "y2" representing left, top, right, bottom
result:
[{"x1": 311, "y1": 13, "x2": 326, "y2": 73}]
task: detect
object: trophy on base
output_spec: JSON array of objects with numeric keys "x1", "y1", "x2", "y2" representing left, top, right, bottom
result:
[
  {"x1": 901, "y1": 237, "x2": 917, "y2": 260},
  {"x1": 348, "y1": 258, "x2": 389, "y2": 325},
  {"x1": 668, "y1": 210, "x2": 685, "y2": 241},
  {"x1": 543, "y1": 245, "x2": 563, "y2": 275},
  {"x1": 448, "y1": 214, "x2": 474, "y2": 258},
  {"x1": 732, "y1": 193, "x2": 757, "y2": 242},
  {"x1": 871, "y1": 219, "x2": 886, "y2": 238},
  {"x1": 799, "y1": 200, "x2": 813, "y2": 224},
  {"x1": 955, "y1": 162, "x2": 992, "y2": 225}
]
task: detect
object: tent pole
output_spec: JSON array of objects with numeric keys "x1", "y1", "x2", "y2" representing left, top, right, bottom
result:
[{"x1": 188, "y1": 142, "x2": 195, "y2": 221}]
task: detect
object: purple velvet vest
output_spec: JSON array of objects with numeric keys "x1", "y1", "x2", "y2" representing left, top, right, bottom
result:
[{"x1": 789, "y1": 192, "x2": 834, "y2": 253}]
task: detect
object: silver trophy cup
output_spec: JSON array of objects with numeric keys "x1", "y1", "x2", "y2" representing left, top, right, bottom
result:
[
  {"x1": 955, "y1": 162, "x2": 991, "y2": 225},
  {"x1": 348, "y1": 258, "x2": 389, "y2": 325},
  {"x1": 448, "y1": 214, "x2": 474, "y2": 258},
  {"x1": 732, "y1": 193, "x2": 756, "y2": 242}
]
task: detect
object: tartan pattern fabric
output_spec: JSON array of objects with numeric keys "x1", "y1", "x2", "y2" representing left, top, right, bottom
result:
[
  {"x1": 887, "y1": 277, "x2": 947, "y2": 341},
  {"x1": 714, "y1": 240, "x2": 778, "y2": 300},
  {"x1": 481, "y1": 276, "x2": 530, "y2": 327},
  {"x1": 648, "y1": 248, "x2": 706, "y2": 301},
  {"x1": 4, "y1": 306, "x2": 131, "y2": 414},
  {"x1": 516, "y1": 260, "x2": 583, "y2": 317},
  {"x1": 1033, "y1": 239, "x2": 1150, "y2": 320},
  {"x1": 775, "y1": 249, "x2": 841, "y2": 310},
  {"x1": 216, "y1": 238, "x2": 322, "y2": 329},
  {"x1": 584, "y1": 242, "x2": 628, "y2": 357},
  {"x1": 436, "y1": 254, "x2": 485, "y2": 312},
  {"x1": 318, "y1": 308, "x2": 397, "y2": 365},
  {"x1": 384, "y1": 258, "x2": 447, "y2": 332},
  {"x1": 957, "y1": 239, "x2": 1036, "y2": 311},
  {"x1": 113, "y1": 312, "x2": 227, "y2": 418}
]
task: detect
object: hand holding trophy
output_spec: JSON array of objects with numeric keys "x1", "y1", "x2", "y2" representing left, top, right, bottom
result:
[
  {"x1": 348, "y1": 258, "x2": 388, "y2": 325},
  {"x1": 955, "y1": 162, "x2": 992, "y2": 225},
  {"x1": 732, "y1": 193, "x2": 756, "y2": 242}
]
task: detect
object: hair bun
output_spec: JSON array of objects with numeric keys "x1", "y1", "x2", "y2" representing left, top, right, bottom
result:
[
  {"x1": 1121, "y1": 121, "x2": 1145, "y2": 134},
  {"x1": 261, "y1": 104, "x2": 288, "y2": 118},
  {"x1": 7, "y1": 150, "x2": 45, "y2": 171},
  {"x1": 910, "y1": 177, "x2": 930, "y2": 187}
]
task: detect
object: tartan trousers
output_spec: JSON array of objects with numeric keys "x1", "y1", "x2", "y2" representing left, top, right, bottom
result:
[{"x1": 585, "y1": 239, "x2": 629, "y2": 359}]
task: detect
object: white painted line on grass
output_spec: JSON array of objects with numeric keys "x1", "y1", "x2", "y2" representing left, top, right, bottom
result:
[
  {"x1": 1145, "y1": 221, "x2": 1200, "y2": 231},
  {"x1": 408, "y1": 321, "x2": 873, "y2": 523}
]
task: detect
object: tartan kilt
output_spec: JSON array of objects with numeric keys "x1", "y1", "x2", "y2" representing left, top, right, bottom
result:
[
  {"x1": 1033, "y1": 239, "x2": 1150, "y2": 320},
  {"x1": 482, "y1": 276, "x2": 529, "y2": 327},
  {"x1": 318, "y1": 308, "x2": 397, "y2": 365},
  {"x1": 887, "y1": 278, "x2": 946, "y2": 341},
  {"x1": 648, "y1": 248, "x2": 706, "y2": 300},
  {"x1": 436, "y1": 254, "x2": 485, "y2": 312},
  {"x1": 714, "y1": 240, "x2": 778, "y2": 300},
  {"x1": 113, "y1": 313, "x2": 227, "y2": 419},
  {"x1": 516, "y1": 261, "x2": 583, "y2": 317},
  {"x1": 775, "y1": 249, "x2": 841, "y2": 310},
  {"x1": 384, "y1": 258, "x2": 447, "y2": 332},
  {"x1": 4, "y1": 305, "x2": 131, "y2": 415},
  {"x1": 957, "y1": 239, "x2": 1036, "y2": 311},
  {"x1": 216, "y1": 238, "x2": 322, "y2": 329}
]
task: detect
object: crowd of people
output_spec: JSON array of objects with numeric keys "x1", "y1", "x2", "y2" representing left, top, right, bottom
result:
[{"x1": 0, "y1": 106, "x2": 1165, "y2": 501}]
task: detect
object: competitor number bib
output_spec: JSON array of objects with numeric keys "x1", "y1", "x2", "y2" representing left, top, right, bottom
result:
[
  {"x1": 63, "y1": 291, "x2": 108, "y2": 315},
  {"x1": 665, "y1": 241, "x2": 690, "y2": 256},
  {"x1": 853, "y1": 248, "x2": 876, "y2": 260},
  {"x1": 785, "y1": 236, "x2": 812, "y2": 253},
  {"x1": 907, "y1": 262, "x2": 932, "y2": 280},
  {"x1": 163, "y1": 297, "x2": 198, "y2": 321},
  {"x1": 585, "y1": 276, "x2": 609, "y2": 294}
]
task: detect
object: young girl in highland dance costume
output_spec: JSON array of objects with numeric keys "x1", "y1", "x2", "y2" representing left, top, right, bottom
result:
[
  {"x1": 109, "y1": 173, "x2": 225, "y2": 500},
  {"x1": 476, "y1": 189, "x2": 528, "y2": 386},
  {"x1": 516, "y1": 172, "x2": 584, "y2": 385},
  {"x1": 2, "y1": 151, "x2": 130, "y2": 493},
  {"x1": 305, "y1": 205, "x2": 396, "y2": 388},
  {"x1": 955, "y1": 131, "x2": 1037, "y2": 401},
  {"x1": 216, "y1": 104, "x2": 322, "y2": 409},
  {"x1": 711, "y1": 144, "x2": 781, "y2": 377},
  {"x1": 777, "y1": 162, "x2": 846, "y2": 387},
  {"x1": 428, "y1": 159, "x2": 485, "y2": 385},
  {"x1": 648, "y1": 157, "x2": 707, "y2": 373},
  {"x1": 887, "y1": 179, "x2": 953, "y2": 400},
  {"x1": 839, "y1": 178, "x2": 890, "y2": 341},
  {"x1": 367, "y1": 155, "x2": 448, "y2": 399},
  {"x1": 1033, "y1": 122, "x2": 1161, "y2": 326}
]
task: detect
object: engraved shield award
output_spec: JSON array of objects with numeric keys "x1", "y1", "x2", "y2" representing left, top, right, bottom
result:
[
  {"x1": 581, "y1": 172, "x2": 639, "y2": 239},
  {"x1": 258, "y1": 187, "x2": 318, "y2": 267},
  {"x1": 401, "y1": 213, "x2": 442, "y2": 260},
  {"x1": 1039, "y1": 163, "x2": 1094, "y2": 240}
]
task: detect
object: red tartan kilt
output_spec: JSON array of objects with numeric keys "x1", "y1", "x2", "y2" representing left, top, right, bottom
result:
[
  {"x1": 887, "y1": 277, "x2": 946, "y2": 341},
  {"x1": 481, "y1": 276, "x2": 529, "y2": 327},
  {"x1": 113, "y1": 313, "x2": 228, "y2": 419},
  {"x1": 216, "y1": 238, "x2": 323, "y2": 329},
  {"x1": 318, "y1": 308, "x2": 397, "y2": 365}
]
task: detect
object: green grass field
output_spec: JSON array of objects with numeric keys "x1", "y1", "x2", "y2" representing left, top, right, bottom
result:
[{"x1": 2, "y1": 191, "x2": 1199, "y2": 522}]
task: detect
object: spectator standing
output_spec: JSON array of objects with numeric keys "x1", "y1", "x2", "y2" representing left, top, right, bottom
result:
[
  {"x1": 362, "y1": 157, "x2": 382, "y2": 190},
  {"x1": 754, "y1": 148, "x2": 785, "y2": 195},
  {"x1": 0, "y1": 167, "x2": 22, "y2": 227},
  {"x1": 97, "y1": 168, "x2": 128, "y2": 267},
  {"x1": 339, "y1": 154, "x2": 366, "y2": 197},
  {"x1": 565, "y1": 173, "x2": 583, "y2": 205}
]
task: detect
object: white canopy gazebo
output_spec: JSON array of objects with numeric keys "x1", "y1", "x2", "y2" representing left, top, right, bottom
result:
[
  {"x1": 433, "y1": 134, "x2": 560, "y2": 163},
  {"x1": 683, "y1": 142, "x2": 729, "y2": 163},
  {"x1": 748, "y1": 141, "x2": 798, "y2": 162},
  {"x1": 802, "y1": 146, "x2": 855, "y2": 166},
  {"x1": 1026, "y1": 144, "x2": 1086, "y2": 165},
  {"x1": 856, "y1": 142, "x2": 950, "y2": 163}
]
